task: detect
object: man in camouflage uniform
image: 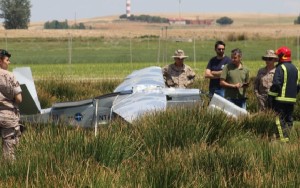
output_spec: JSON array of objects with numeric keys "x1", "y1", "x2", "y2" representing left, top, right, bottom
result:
[
  {"x1": 162, "y1": 49, "x2": 196, "y2": 88},
  {"x1": 254, "y1": 50, "x2": 278, "y2": 111},
  {"x1": 0, "y1": 49, "x2": 22, "y2": 161}
]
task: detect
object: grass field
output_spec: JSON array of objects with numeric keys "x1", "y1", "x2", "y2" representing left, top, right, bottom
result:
[
  {"x1": 4, "y1": 36, "x2": 300, "y2": 65},
  {"x1": 1, "y1": 15, "x2": 300, "y2": 186},
  {"x1": 5, "y1": 35, "x2": 299, "y2": 81}
]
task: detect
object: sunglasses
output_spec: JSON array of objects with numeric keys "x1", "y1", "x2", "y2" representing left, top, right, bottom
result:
[
  {"x1": 217, "y1": 48, "x2": 225, "y2": 51},
  {"x1": 264, "y1": 57, "x2": 276, "y2": 61}
]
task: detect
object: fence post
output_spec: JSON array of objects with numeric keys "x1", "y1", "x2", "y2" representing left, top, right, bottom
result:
[{"x1": 68, "y1": 33, "x2": 72, "y2": 64}]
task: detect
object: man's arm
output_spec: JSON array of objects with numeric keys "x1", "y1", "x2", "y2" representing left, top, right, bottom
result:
[
  {"x1": 204, "y1": 69, "x2": 222, "y2": 79},
  {"x1": 185, "y1": 68, "x2": 196, "y2": 86},
  {"x1": 220, "y1": 79, "x2": 242, "y2": 89}
]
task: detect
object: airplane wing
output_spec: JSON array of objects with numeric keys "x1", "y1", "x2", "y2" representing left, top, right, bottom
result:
[
  {"x1": 13, "y1": 67, "x2": 42, "y2": 114},
  {"x1": 114, "y1": 66, "x2": 165, "y2": 92},
  {"x1": 112, "y1": 88, "x2": 166, "y2": 123},
  {"x1": 112, "y1": 66, "x2": 167, "y2": 123},
  {"x1": 111, "y1": 66, "x2": 200, "y2": 123}
]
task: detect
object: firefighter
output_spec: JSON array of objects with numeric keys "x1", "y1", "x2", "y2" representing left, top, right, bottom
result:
[{"x1": 268, "y1": 46, "x2": 300, "y2": 142}]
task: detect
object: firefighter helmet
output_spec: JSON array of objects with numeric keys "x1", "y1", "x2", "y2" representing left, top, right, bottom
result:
[{"x1": 275, "y1": 46, "x2": 291, "y2": 62}]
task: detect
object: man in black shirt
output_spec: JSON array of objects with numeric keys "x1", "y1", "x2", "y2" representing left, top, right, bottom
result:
[{"x1": 205, "y1": 41, "x2": 231, "y2": 97}]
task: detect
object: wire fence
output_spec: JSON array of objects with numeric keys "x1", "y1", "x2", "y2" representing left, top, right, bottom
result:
[{"x1": 0, "y1": 35, "x2": 299, "y2": 68}]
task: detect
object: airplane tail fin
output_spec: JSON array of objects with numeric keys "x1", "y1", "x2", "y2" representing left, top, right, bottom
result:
[{"x1": 13, "y1": 67, "x2": 42, "y2": 115}]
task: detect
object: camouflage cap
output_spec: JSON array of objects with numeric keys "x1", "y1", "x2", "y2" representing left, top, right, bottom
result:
[
  {"x1": 172, "y1": 49, "x2": 188, "y2": 59},
  {"x1": 262, "y1": 50, "x2": 278, "y2": 60}
]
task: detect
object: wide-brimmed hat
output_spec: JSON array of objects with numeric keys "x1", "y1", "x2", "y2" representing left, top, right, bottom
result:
[
  {"x1": 172, "y1": 49, "x2": 188, "y2": 59},
  {"x1": 262, "y1": 50, "x2": 278, "y2": 60}
]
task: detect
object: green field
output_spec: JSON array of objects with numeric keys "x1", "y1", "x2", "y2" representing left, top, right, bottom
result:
[
  {"x1": 4, "y1": 36, "x2": 298, "y2": 80},
  {"x1": 1, "y1": 37, "x2": 300, "y2": 187},
  {"x1": 4, "y1": 36, "x2": 299, "y2": 64},
  {"x1": 10, "y1": 61, "x2": 263, "y2": 81}
]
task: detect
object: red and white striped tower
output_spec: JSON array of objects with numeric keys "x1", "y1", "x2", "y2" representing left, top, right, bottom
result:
[{"x1": 126, "y1": 0, "x2": 131, "y2": 17}]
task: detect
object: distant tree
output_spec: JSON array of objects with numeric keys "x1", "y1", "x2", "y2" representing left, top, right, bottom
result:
[
  {"x1": 44, "y1": 20, "x2": 87, "y2": 30},
  {"x1": 119, "y1": 14, "x2": 127, "y2": 19},
  {"x1": 0, "y1": 0, "x2": 31, "y2": 29},
  {"x1": 216, "y1": 16, "x2": 234, "y2": 25},
  {"x1": 294, "y1": 14, "x2": 300, "y2": 24},
  {"x1": 120, "y1": 14, "x2": 169, "y2": 23},
  {"x1": 44, "y1": 20, "x2": 68, "y2": 29},
  {"x1": 77, "y1": 23, "x2": 86, "y2": 29},
  {"x1": 71, "y1": 22, "x2": 86, "y2": 29}
]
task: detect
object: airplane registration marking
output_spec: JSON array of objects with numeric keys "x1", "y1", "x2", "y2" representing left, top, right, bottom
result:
[{"x1": 99, "y1": 114, "x2": 108, "y2": 121}]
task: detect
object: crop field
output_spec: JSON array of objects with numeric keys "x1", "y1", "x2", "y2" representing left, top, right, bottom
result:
[
  {"x1": 1, "y1": 14, "x2": 300, "y2": 186},
  {"x1": 4, "y1": 36, "x2": 300, "y2": 80}
]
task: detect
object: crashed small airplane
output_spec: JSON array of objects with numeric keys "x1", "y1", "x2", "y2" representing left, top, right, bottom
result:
[
  {"x1": 14, "y1": 66, "x2": 248, "y2": 129},
  {"x1": 14, "y1": 66, "x2": 202, "y2": 127}
]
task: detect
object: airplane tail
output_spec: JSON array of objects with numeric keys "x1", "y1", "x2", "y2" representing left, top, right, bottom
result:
[{"x1": 13, "y1": 67, "x2": 42, "y2": 115}]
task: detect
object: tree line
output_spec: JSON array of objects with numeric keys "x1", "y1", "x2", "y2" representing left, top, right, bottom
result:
[
  {"x1": 119, "y1": 14, "x2": 169, "y2": 23},
  {"x1": 0, "y1": 0, "x2": 299, "y2": 29},
  {"x1": 44, "y1": 20, "x2": 87, "y2": 29}
]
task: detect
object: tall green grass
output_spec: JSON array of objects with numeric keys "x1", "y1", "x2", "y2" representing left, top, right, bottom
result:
[
  {"x1": 1, "y1": 36, "x2": 300, "y2": 186},
  {"x1": 1, "y1": 104, "x2": 300, "y2": 187},
  {"x1": 0, "y1": 79, "x2": 299, "y2": 187}
]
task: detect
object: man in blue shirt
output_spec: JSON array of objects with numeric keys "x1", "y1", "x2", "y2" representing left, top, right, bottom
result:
[{"x1": 205, "y1": 41, "x2": 231, "y2": 97}]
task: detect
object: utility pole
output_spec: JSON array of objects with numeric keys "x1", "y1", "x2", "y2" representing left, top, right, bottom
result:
[
  {"x1": 165, "y1": 26, "x2": 168, "y2": 64},
  {"x1": 75, "y1": 12, "x2": 77, "y2": 27},
  {"x1": 178, "y1": 0, "x2": 182, "y2": 19}
]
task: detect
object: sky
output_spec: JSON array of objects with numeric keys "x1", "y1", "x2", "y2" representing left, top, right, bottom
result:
[{"x1": 30, "y1": 0, "x2": 300, "y2": 22}]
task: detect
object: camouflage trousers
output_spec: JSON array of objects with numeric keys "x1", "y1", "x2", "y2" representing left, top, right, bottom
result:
[
  {"x1": 256, "y1": 94, "x2": 268, "y2": 111},
  {"x1": 0, "y1": 109, "x2": 21, "y2": 161},
  {"x1": 0, "y1": 126, "x2": 21, "y2": 161}
]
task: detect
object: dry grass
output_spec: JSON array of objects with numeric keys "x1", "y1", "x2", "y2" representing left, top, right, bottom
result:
[{"x1": 0, "y1": 13, "x2": 298, "y2": 39}]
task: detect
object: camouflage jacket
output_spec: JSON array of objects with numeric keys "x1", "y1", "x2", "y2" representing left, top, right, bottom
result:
[
  {"x1": 162, "y1": 63, "x2": 195, "y2": 88},
  {"x1": 0, "y1": 69, "x2": 22, "y2": 128},
  {"x1": 254, "y1": 67, "x2": 275, "y2": 96}
]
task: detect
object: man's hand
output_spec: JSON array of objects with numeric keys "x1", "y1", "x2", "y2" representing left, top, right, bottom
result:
[{"x1": 242, "y1": 82, "x2": 249, "y2": 88}]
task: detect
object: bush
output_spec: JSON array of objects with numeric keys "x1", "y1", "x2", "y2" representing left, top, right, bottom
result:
[
  {"x1": 216, "y1": 16, "x2": 234, "y2": 25},
  {"x1": 70, "y1": 23, "x2": 86, "y2": 29},
  {"x1": 44, "y1": 20, "x2": 88, "y2": 29},
  {"x1": 44, "y1": 20, "x2": 68, "y2": 29},
  {"x1": 294, "y1": 14, "x2": 300, "y2": 24},
  {"x1": 119, "y1": 14, "x2": 169, "y2": 23}
]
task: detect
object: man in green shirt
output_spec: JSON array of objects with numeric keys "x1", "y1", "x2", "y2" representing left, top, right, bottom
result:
[{"x1": 220, "y1": 48, "x2": 250, "y2": 109}]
